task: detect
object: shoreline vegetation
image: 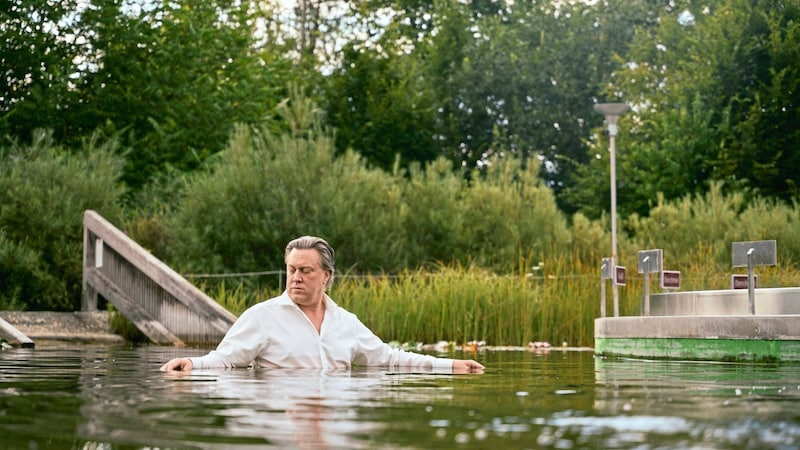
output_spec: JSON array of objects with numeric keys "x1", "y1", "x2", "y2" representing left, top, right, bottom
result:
[
  {"x1": 5, "y1": 2, "x2": 799, "y2": 351},
  {"x1": 206, "y1": 260, "x2": 800, "y2": 350},
  {"x1": 4, "y1": 99, "x2": 800, "y2": 347}
]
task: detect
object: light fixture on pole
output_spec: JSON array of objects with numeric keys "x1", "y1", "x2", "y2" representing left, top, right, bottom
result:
[{"x1": 594, "y1": 102, "x2": 629, "y2": 317}]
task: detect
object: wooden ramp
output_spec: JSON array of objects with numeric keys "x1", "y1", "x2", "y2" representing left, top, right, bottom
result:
[{"x1": 82, "y1": 210, "x2": 236, "y2": 346}]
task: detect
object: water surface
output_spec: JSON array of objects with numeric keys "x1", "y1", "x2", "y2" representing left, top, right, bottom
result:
[{"x1": 1, "y1": 345, "x2": 798, "y2": 449}]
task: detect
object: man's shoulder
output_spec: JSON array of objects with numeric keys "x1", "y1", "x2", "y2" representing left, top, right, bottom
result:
[
  {"x1": 243, "y1": 295, "x2": 291, "y2": 314},
  {"x1": 326, "y1": 298, "x2": 360, "y2": 323}
]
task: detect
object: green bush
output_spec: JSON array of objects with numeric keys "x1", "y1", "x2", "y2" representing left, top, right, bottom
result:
[
  {"x1": 162, "y1": 94, "x2": 577, "y2": 285},
  {"x1": 161, "y1": 96, "x2": 410, "y2": 279},
  {"x1": 0, "y1": 230, "x2": 58, "y2": 310},
  {"x1": 458, "y1": 156, "x2": 571, "y2": 271},
  {"x1": 401, "y1": 158, "x2": 465, "y2": 265},
  {"x1": 626, "y1": 182, "x2": 800, "y2": 271},
  {"x1": 0, "y1": 130, "x2": 125, "y2": 310}
]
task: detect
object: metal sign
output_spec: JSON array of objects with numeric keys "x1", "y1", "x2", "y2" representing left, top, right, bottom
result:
[
  {"x1": 731, "y1": 274, "x2": 758, "y2": 289},
  {"x1": 732, "y1": 240, "x2": 777, "y2": 267},
  {"x1": 601, "y1": 257, "x2": 612, "y2": 279},
  {"x1": 660, "y1": 270, "x2": 680, "y2": 289},
  {"x1": 615, "y1": 266, "x2": 626, "y2": 286},
  {"x1": 732, "y1": 240, "x2": 775, "y2": 315},
  {"x1": 637, "y1": 249, "x2": 663, "y2": 274}
]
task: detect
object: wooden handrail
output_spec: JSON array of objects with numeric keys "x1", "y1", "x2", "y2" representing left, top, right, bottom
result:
[
  {"x1": 0, "y1": 315, "x2": 35, "y2": 348},
  {"x1": 82, "y1": 210, "x2": 235, "y2": 345}
]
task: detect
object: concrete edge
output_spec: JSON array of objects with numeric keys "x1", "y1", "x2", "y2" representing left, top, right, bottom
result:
[
  {"x1": 595, "y1": 315, "x2": 800, "y2": 340},
  {"x1": 0, "y1": 311, "x2": 125, "y2": 347}
]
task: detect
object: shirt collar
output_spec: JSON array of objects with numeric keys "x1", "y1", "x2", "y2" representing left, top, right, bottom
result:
[{"x1": 276, "y1": 291, "x2": 337, "y2": 311}]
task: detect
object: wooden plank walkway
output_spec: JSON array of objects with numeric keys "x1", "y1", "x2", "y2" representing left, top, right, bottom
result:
[{"x1": 0, "y1": 311, "x2": 125, "y2": 347}]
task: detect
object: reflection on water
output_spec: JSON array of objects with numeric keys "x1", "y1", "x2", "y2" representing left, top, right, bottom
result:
[
  {"x1": 590, "y1": 357, "x2": 800, "y2": 449},
  {"x1": 1, "y1": 345, "x2": 799, "y2": 449}
]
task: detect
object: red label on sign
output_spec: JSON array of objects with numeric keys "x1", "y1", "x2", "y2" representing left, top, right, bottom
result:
[
  {"x1": 615, "y1": 266, "x2": 626, "y2": 286},
  {"x1": 661, "y1": 270, "x2": 680, "y2": 289},
  {"x1": 731, "y1": 274, "x2": 757, "y2": 289}
]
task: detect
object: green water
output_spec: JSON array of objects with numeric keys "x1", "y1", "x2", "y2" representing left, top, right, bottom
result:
[{"x1": 1, "y1": 345, "x2": 798, "y2": 449}]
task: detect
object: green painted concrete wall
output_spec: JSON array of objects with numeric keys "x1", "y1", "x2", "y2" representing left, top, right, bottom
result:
[{"x1": 595, "y1": 337, "x2": 800, "y2": 362}]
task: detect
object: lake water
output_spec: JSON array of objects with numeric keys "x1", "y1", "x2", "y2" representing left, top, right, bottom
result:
[{"x1": 1, "y1": 345, "x2": 799, "y2": 449}]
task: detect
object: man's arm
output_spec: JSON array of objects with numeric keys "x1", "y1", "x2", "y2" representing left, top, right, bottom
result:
[{"x1": 159, "y1": 305, "x2": 266, "y2": 371}]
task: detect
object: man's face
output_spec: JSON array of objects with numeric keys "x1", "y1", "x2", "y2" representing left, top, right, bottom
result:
[{"x1": 286, "y1": 248, "x2": 330, "y2": 307}]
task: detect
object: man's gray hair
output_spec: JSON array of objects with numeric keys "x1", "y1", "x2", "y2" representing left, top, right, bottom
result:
[{"x1": 285, "y1": 236, "x2": 335, "y2": 289}]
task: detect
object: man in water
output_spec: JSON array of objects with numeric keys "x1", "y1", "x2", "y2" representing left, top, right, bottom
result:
[{"x1": 160, "y1": 236, "x2": 485, "y2": 373}]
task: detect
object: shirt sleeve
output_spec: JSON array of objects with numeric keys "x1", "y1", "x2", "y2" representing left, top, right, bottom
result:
[
  {"x1": 350, "y1": 314, "x2": 454, "y2": 373},
  {"x1": 190, "y1": 307, "x2": 266, "y2": 369}
]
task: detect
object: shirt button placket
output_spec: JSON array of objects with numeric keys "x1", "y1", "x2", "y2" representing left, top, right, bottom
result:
[{"x1": 318, "y1": 340, "x2": 329, "y2": 369}]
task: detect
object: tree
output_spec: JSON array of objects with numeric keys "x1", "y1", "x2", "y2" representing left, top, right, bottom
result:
[
  {"x1": 566, "y1": 95, "x2": 719, "y2": 219},
  {"x1": 77, "y1": 0, "x2": 291, "y2": 189},
  {"x1": 0, "y1": 130, "x2": 125, "y2": 310},
  {"x1": 319, "y1": 0, "x2": 649, "y2": 213},
  {"x1": 3, "y1": 1, "x2": 294, "y2": 190},
  {"x1": 585, "y1": 0, "x2": 800, "y2": 219},
  {"x1": 322, "y1": 19, "x2": 441, "y2": 169},
  {"x1": 1, "y1": 0, "x2": 85, "y2": 140}
]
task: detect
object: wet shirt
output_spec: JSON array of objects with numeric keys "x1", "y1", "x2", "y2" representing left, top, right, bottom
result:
[{"x1": 189, "y1": 292, "x2": 454, "y2": 372}]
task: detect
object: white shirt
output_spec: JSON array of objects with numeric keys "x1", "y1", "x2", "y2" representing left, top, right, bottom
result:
[{"x1": 190, "y1": 292, "x2": 454, "y2": 372}]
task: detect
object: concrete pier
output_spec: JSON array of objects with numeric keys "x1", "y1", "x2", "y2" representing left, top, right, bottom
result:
[
  {"x1": 595, "y1": 315, "x2": 800, "y2": 362},
  {"x1": 595, "y1": 287, "x2": 800, "y2": 362},
  {"x1": 650, "y1": 287, "x2": 800, "y2": 316}
]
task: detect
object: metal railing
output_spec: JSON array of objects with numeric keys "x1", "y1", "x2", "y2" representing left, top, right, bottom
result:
[{"x1": 82, "y1": 210, "x2": 236, "y2": 346}]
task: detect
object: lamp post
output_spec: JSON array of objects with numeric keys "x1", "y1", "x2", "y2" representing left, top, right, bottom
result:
[{"x1": 594, "y1": 102, "x2": 629, "y2": 317}]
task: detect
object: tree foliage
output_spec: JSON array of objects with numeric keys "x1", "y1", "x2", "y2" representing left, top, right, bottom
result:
[
  {"x1": 322, "y1": 0, "x2": 656, "y2": 212},
  {"x1": 3, "y1": 0, "x2": 292, "y2": 190},
  {"x1": 1, "y1": 0, "x2": 85, "y2": 139},
  {"x1": 163, "y1": 94, "x2": 573, "y2": 285},
  {"x1": 5, "y1": 0, "x2": 797, "y2": 214},
  {"x1": 583, "y1": 0, "x2": 800, "y2": 218}
]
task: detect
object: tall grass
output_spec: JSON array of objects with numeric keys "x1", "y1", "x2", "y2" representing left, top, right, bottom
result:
[
  {"x1": 331, "y1": 265, "x2": 548, "y2": 347},
  {"x1": 213, "y1": 250, "x2": 800, "y2": 349},
  {"x1": 220, "y1": 258, "x2": 607, "y2": 348}
]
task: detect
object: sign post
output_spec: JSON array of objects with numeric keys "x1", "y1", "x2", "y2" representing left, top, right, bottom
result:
[
  {"x1": 732, "y1": 240, "x2": 777, "y2": 315},
  {"x1": 600, "y1": 257, "x2": 625, "y2": 317},
  {"x1": 637, "y1": 249, "x2": 662, "y2": 316},
  {"x1": 600, "y1": 257, "x2": 611, "y2": 317}
]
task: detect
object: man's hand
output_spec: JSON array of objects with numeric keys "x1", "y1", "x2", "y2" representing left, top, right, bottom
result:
[
  {"x1": 452, "y1": 359, "x2": 485, "y2": 374},
  {"x1": 160, "y1": 357, "x2": 193, "y2": 371}
]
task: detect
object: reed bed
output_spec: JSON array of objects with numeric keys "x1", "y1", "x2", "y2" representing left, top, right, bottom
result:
[{"x1": 215, "y1": 251, "x2": 800, "y2": 349}]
